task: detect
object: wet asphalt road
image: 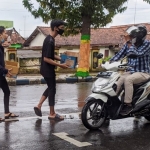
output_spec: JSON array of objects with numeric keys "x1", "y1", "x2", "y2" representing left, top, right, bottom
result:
[
  {"x1": 1, "y1": 83, "x2": 150, "y2": 150},
  {"x1": 0, "y1": 83, "x2": 92, "y2": 117}
]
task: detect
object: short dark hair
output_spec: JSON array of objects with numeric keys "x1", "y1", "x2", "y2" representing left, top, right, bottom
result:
[
  {"x1": 50, "y1": 20, "x2": 66, "y2": 31},
  {"x1": 0, "y1": 26, "x2": 5, "y2": 34}
]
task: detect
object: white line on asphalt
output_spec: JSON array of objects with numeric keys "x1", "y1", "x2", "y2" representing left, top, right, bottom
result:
[
  {"x1": 5, "y1": 112, "x2": 81, "y2": 121},
  {"x1": 53, "y1": 132, "x2": 92, "y2": 147},
  {"x1": 5, "y1": 118, "x2": 19, "y2": 122}
]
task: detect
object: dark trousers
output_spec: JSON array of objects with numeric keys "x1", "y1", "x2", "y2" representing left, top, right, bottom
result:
[
  {"x1": 0, "y1": 77, "x2": 10, "y2": 113},
  {"x1": 43, "y1": 77, "x2": 56, "y2": 106}
]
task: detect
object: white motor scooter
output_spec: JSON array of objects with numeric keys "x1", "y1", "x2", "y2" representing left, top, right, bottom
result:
[{"x1": 81, "y1": 54, "x2": 150, "y2": 130}]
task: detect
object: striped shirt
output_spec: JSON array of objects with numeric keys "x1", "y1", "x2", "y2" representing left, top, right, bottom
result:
[{"x1": 110, "y1": 40, "x2": 150, "y2": 73}]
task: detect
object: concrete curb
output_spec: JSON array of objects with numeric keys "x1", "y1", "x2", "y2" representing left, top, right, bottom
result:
[{"x1": 7, "y1": 76, "x2": 96, "y2": 86}]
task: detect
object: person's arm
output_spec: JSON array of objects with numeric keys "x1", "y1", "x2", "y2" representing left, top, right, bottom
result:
[
  {"x1": 0, "y1": 52, "x2": 8, "y2": 75},
  {"x1": 0, "y1": 65, "x2": 8, "y2": 76},
  {"x1": 110, "y1": 44, "x2": 127, "y2": 62},
  {"x1": 44, "y1": 58, "x2": 59, "y2": 66},
  {"x1": 43, "y1": 42, "x2": 68, "y2": 69},
  {"x1": 54, "y1": 55, "x2": 61, "y2": 61},
  {"x1": 44, "y1": 57, "x2": 69, "y2": 69},
  {"x1": 128, "y1": 40, "x2": 150, "y2": 56}
]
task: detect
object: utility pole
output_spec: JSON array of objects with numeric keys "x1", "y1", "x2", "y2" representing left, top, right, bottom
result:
[
  {"x1": 134, "y1": 0, "x2": 137, "y2": 24},
  {"x1": 23, "y1": 16, "x2": 26, "y2": 38}
]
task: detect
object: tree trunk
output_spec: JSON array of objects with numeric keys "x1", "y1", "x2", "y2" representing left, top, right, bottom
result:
[
  {"x1": 81, "y1": 15, "x2": 91, "y2": 35},
  {"x1": 76, "y1": 15, "x2": 91, "y2": 77}
]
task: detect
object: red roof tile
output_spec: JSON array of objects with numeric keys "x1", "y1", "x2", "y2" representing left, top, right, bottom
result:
[
  {"x1": 37, "y1": 26, "x2": 126, "y2": 46},
  {"x1": 111, "y1": 23, "x2": 150, "y2": 41},
  {"x1": 24, "y1": 23, "x2": 150, "y2": 47},
  {"x1": 3, "y1": 28, "x2": 25, "y2": 47}
]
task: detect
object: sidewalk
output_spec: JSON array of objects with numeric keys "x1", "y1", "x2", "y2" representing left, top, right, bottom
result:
[{"x1": 7, "y1": 73, "x2": 98, "y2": 86}]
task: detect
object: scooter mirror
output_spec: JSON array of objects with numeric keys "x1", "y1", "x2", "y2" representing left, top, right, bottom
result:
[{"x1": 97, "y1": 53, "x2": 103, "y2": 59}]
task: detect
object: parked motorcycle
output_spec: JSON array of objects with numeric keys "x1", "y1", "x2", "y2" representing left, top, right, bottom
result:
[{"x1": 81, "y1": 54, "x2": 150, "y2": 130}]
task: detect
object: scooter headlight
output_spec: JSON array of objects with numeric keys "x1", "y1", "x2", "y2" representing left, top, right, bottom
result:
[
  {"x1": 92, "y1": 86, "x2": 102, "y2": 93},
  {"x1": 92, "y1": 83, "x2": 109, "y2": 93}
]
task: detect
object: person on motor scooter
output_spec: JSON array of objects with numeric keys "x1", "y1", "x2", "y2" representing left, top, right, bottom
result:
[{"x1": 110, "y1": 25, "x2": 150, "y2": 115}]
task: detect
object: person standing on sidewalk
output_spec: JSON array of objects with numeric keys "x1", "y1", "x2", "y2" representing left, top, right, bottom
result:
[
  {"x1": 0, "y1": 26, "x2": 19, "y2": 122},
  {"x1": 34, "y1": 20, "x2": 69, "y2": 120}
]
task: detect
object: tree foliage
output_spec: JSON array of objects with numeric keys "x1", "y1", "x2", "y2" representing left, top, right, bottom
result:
[
  {"x1": 22, "y1": 0, "x2": 118, "y2": 35},
  {"x1": 23, "y1": 0, "x2": 150, "y2": 35},
  {"x1": 22, "y1": 0, "x2": 150, "y2": 35}
]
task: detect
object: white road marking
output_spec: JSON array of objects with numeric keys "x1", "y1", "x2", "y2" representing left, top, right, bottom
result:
[
  {"x1": 9, "y1": 112, "x2": 81, "y2": 121},
  {"x1": 5, "y1": 118, "x2": 19, "y2": 122},
  {"x1": 53, "y1": 132, "x2": 92, "y2": 147}
]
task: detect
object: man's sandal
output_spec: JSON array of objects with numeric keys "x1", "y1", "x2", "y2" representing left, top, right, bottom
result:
[
  {"x1": 5, "y1": 113, "x2": 19, "y2": 119},
  {"x1": 0, "y1": 118, "x2": 5, "y2": 122},
  {"x1": 48, "y1": 114, "x2": 64, "y2": 120}
]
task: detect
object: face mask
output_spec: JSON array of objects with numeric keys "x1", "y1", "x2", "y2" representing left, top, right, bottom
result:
[
  {"x1": 1, "y1": 38, "x2": 5, "y2": 43},
  {"x1": 131, "y1": 38, "x2": 136, "y2": 44},
  {"x1": 57, "y1": 29, "x2": 64, "y2": 35}
]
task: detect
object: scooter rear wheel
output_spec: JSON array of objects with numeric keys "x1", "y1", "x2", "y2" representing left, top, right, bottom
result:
[{"x1": 81, "y1": 99, "x2": 107, "y2": 130}]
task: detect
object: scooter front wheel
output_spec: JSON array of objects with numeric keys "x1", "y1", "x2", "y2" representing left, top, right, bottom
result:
[{"x1": 81, "y1": 99, "x2": 107, "y2": 130}]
